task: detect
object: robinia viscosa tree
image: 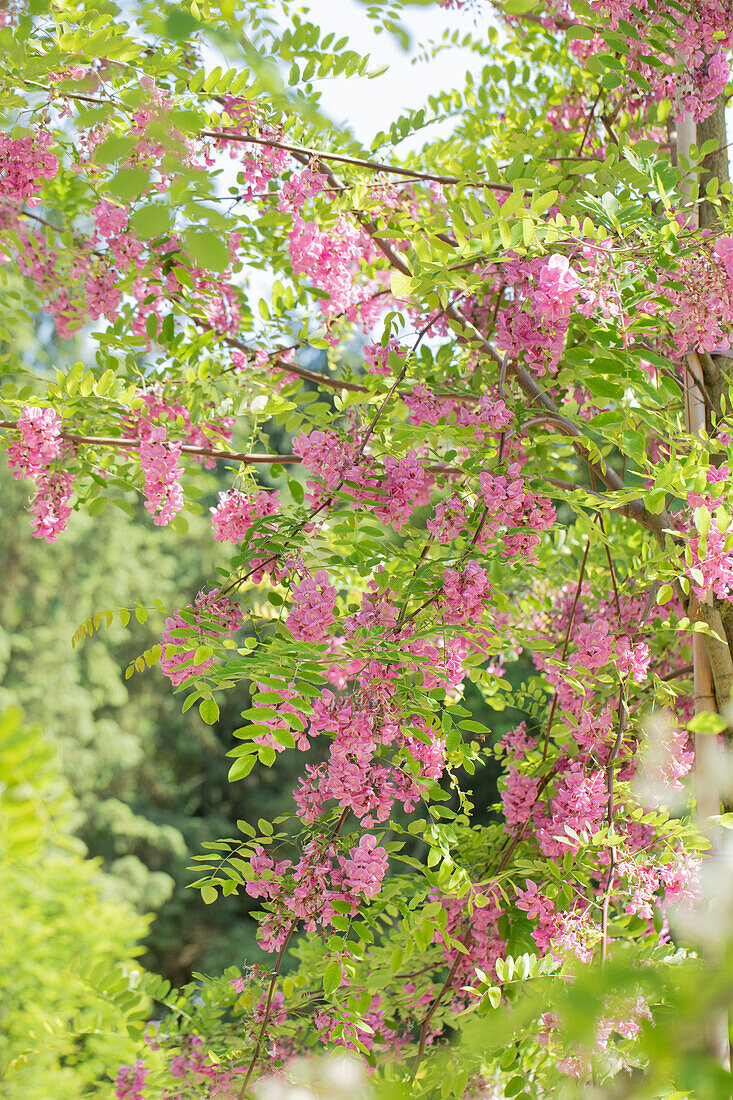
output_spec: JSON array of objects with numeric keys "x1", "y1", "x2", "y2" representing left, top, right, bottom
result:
[{"x1": 2, "y1": 0, "x2": 733, "y2": 1095}]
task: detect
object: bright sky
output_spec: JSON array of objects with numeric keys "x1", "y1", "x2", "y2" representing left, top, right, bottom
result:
[{"x1": 299, "y1": 0, "x2": 491, "y2": 148}]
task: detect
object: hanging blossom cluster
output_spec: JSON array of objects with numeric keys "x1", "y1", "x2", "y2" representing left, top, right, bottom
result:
[
  {"x1": 292, "y1": 695, "x2": 446, "y2": 832},
  {"x1": 404, "y1": 386, "x2": 512, "y2": 437},
  {"x1": 685, "y1": 463, "x2": 733, "y2": 600},
  {"x1": 286, "y1": 570, "x2": 337, "y2": 643},
  {"x1": 292, "y1": 430, "x2": 434, "y2": 529},
  {"x1": 287, "y1": 211, "x2": 390, "y2": 328},
  {"x1": 493, "y1": 580, "x2": 700, "y2": 973},
  {"x1": 210, "y1": 485, "x2": 281, "y2": 543},
  {"x1": 427, "y1": 463, "x2": 555, "y2": 561},
  {"x1": 160, "y1": 589, "x2": 242, "y2": 686},
  {"x1": 6, "y1": 406, "x2": 74, "y2": 542},
  {"x1": 0, "y1": 128, "x2": 59, "y2": 206},
  {"x1": 585, "y1": 0, "x2": 732, "y2": 120},
  {"x1": 132, "y1": 390, "x2": 233, "y2": 526},
  {"x1": 494, "y1": 254, "x2": 582, "y2": 376},
  {"x1": 288, "y1": 213, "x2": 366, "y2": 317},
  {"x1": 245, "y1": 832, "x2": 389, "y2": 951},
  {"x1": 139, "y1": 426, "x2": 183, "y2": 527},
  {"x1": 663, "y1": 236, "x2": 733, "y2": 356},
  {"x1": 132, "y1": 389, "x2": 234, "y2": 469}
]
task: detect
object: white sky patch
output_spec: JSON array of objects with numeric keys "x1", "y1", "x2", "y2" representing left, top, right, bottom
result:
[{"x1": 298, "y1": 0, "x2": 490, "y2": 148}]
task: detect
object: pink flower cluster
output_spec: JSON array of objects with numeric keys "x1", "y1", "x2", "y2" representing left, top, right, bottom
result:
[
  {"x1": 288, "y1": 213, "x2": 364, "y2": 317},
  {"x1": 583, "y1": 0, "x2": 732, "y2": 120},
  {"x1": 278, "y1": 167, "x2": 328, "y2": 213},
  {"x1": 477, "y1": 463, "x2": 556, "y2": 558},
  {"x1": 139, "y1": 425, "x2": 183, "y2": 526},
  {"x1": 337, "y1": 833, "x2": 389, "y2": 899},
  {"x1": 245, "y1": 832, "x2": 389, "y2": 952},
  {"x1": 286, "y1": 570, "x2": 337, "y2": 643},
  {"x1": 134, "y1": 389, "x2": 234, "y2": 470},
  {"x1": 7, "y1": 406, "x2": 75, "y2": 542},
  {"x1": 0, "y1": 129, "x2": 59, "y2": 207},
  {"x1": 210, "y1": 486, "x2": 280, "y2": 543},
  {"x1": 93, "y1": 199, "x2": 129, "y2": 238},
  {"x1": 501, "y1": 767, "x2": 539, "y2": 827},
  {"x1": 114, "y1": 1060, "x2": 147, "y2": 1100},
  {"x1": 28, "y1": 469, "x2": 75, "y2": 543},
  {"x1": 371, "y1": 451, "x2": 433, "y2": 530},
  {"x1": 292, "y1": 693, "x2": 445, "y2": 828},
  {"x1": 442, "y1": 560, "x2": 493, "y2": 623},
  {"x1": 293, "y1": 429, "x2": 366, "y2": 505},
  {"x1": 427, "y1": 493, "x2": 470, "y2": 542},
  {"x1": 496, "y1": 254, "x2": 580, "y2": 376},
  {"x1": 666, "y1": 239, "x2": 733, "y2": 356},
  {"x1": 294, "y1": 433, "x2": 434, "y2": 528},
  {"x1": 163, "y1": 1034, "x2": 243, "y2": 1095},
  {"x1": 160, "y1": 589, "x2": 241, "y2": 686},
  {"x1": 432, "y1": 887, "x2": 506, "y2": 994},
  {"x1": 515, "y1": 880, "x2": 595, "y2": 963},
  {"x1": 615, "y1": 636, "x2": 650, "y2": 682},
  {"x1": 404, "y1": 386, "x2": 513, "y2": 438},
  {"x1": 535, "y1": 761, "x2": 607, "y2": 859},
  {"x1": 228, "y1": 131, "x2": 291, "y2": 202},
  {"x1": 7, "y1": 405, "x2": 63, "y2": 477},
  {"x1": 683, "y1": 467, "x2": 733, "y2": 601}
]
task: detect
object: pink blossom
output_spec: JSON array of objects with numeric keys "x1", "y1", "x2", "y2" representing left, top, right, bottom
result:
[
  {"x1": 286, "y1": 570, "x2": 337, "y2": 644},
  {"x1": 442, "y1": 560, "x2": 493, "y2": 623},
  {"x1": 516, "y1": 879, "x2": 554, "y2": 922},
  {"x1": 337, "y1": 834, "x2": 388, "y2": 899},
  {"x1": 616, "y1": 636, "x2": 650, "y2": 681},
  {"x1": 114, "y1": 1060, "x2": 147, "y2": 1100},
  {"x1": 7, "y1": 406, "x2": 74, "y2": 542},
  {"x1": 0, "y1": 130, "x2": 59, "y2": 207},
  {"x1": 364, "y1": 338, "x2": 403, "y2": 376},
  {"x1": 210, "y1": 486, "x2": 280, "y2": 543},
  {"x1": 139, "y1": 424, "x2": 183, "y2": 526}
]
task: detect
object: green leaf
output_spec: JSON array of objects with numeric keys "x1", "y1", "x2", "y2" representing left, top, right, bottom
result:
[
  {"x1": 184, "y1": 229, "x2": 230, "y2": 272},
  {"x1": 288, "y1": 477, "x2": 304, "y2": 505},
  {"x1": 688, "y1": 711, "x2": 727, "y2": 735},
  {"x1": 323, "y1": 958, "x2": 343, "y2": 997},
  {"x1": 505, "y1": 1076, "x2": 526, "y2": 1097},
  {"x1": 228, "y1": 755, "x2": 256, "y2": 781},
  {"x1": 390, "y1": 271, "x2": 415, "y2": 298},
  {"x1": 201, "y1": 885, "x2": 217, "y2": 905},
  {"x1": 131, "y1": 204, "x2": 170, "y2": 239},
  {"x1": 106, "y1": 167, "x2": 150, "y2": 203},
  {"x1": 566, "y1": 23, "x2": 594, "y2": 38},
  {"x1": 164, "y1": 8, "x2": 200, "y2": 38},
  {"x1": 199, "y1": 699, "x2": 220, "y2": 725}
]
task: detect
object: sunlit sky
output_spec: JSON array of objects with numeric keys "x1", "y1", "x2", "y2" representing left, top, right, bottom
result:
[{"x1": 297, "y1": 0, "x2": 492, "y2": 147}]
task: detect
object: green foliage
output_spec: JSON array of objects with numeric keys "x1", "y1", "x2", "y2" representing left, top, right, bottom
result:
[{"x1": 0, "y1": 706, "x2": 148, "y2": 1098}]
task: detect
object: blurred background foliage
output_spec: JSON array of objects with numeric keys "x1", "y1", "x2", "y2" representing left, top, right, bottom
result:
[{"x1": 0, "y1": 705, "x2": 146, "y2": 1098}]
